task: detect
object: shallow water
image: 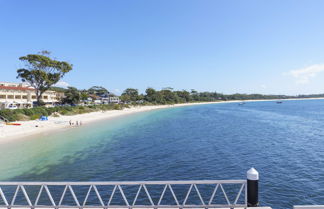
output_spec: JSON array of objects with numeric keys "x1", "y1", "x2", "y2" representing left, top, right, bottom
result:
[{"x1": 1, "y1": 100, "x2": 324, "y2": 208}]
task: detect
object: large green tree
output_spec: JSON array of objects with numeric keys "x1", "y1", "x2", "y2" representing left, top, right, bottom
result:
[
  {"x1": 62, "y1": 87, "x2": 80, "y2": 105},
  {"x1": 145, "y1": 88, "x2": 156, "y2": 103},
  {"x1": 88, "y1": 86, "x2": 109, "y2": 96},
  {"x1": 121, "y1": 88, "x2": 139, "y2": 102},
  {"x1": 17, "y1": 51, "x2": 73, "y2": 105},
  {"x1": 80, "y1": 90, "x2": 89, "y2": 101}
]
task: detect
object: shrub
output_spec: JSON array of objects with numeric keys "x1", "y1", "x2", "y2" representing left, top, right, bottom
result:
[
  {"x1": 0, "y1": 109, "x2": 18, "y2": 122},
  {"x1": 30, "y1": 114, "x2": 41, "y2": 120},
  {"x1": 0, "y1": 103, "x2": 134, "y2": 121},
  {"x1": 16, "y1": 113, "x2": 30, "y2": 121},
  {"x1": 59, "y1": 109, "x2": 69, "y2": 115},
  {"x1": 113, "y1": 104, "x2": 122, "y2": 110},
  {"x1": 22, "y1": 109, "x2": 35, "y2": 116},
  {"x1": 52, "y1": 112, "x2": 60, "y2": 117}
]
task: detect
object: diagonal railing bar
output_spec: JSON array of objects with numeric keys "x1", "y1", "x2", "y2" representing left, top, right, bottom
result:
[
  {"x1": 81, "y1": 184, "x2": 105, "y2": 206},
  {"x1": 10, "y1": 185, "x2": 20, "y2": 205},
  {"x1": 142, "y1": 184, "x2": 154, "y2": 206},
  {"x1": 219, "y1": 184, "x2": 231, "y2": 205},
  {"x1": 157, "y1": 184, "x2": 167, "y2": 205},
  {"x1": 183, "y1": 184, "x2": 193, "y2": 205},
  {"x1": 83, "y1": 185, "x2": 105, "y2": 206},
  {"x1": 193, "y1": 184, "x2": 205, "y2": 205},
  {"x1": 168, "y1": 184, "x2": 179, "y2": 206},
  {"x1": 234, "y1": 183, "x2": 245, "y2": 205},
  {"x1": 0, "y1": 189, "x2": 8, "y2": 205},
  {"x1": 117, "y1": 185, "x2": 129, "y2": 206},
  {"x1": 44, "y1": 185, "x2": 56, "y2": 206},
  {"x1": 107, "y1": 185, "x2": 117, "y2": 206},
  {"x1": 0, "y1": 180, "x2": 247, "y2": 208},
  {"x1": 93, "y1": 185, "x2": 105, "y2": 206},
  {"x1": 83, "y1": 185, "x2": 93, "y2": 206},
  {"x1": 132, "y1": 184, "x2": 142, "y2": 206},
  {"x1": 34, "y1": 185, "x2": 44, "y2": 206},
  {"x1": 0, "y1": 187, "x2": 9, "y2": 206},
  {"x1": 68, "y1": 185, "x2": 80, "y2": 206},
  {"x1": 58, "y1": 185, "x2": 68, "y2": 206},
  {"x1": 208, "y1": 184, "x2": 219, "y2": 205},
  {"x1": 20, "y1": 185, "x2": 32, "y2": 206}
]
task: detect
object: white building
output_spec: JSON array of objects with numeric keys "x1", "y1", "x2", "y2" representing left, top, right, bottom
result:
[
  {"x1": 108, "y1": 96, "x2": 120, "y2": 104},
  {"x1": 0, "y1": 82, "x2": 63, "y2": 109}
]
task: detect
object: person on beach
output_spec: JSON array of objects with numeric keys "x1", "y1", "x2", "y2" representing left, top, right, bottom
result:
[
  {"x1": 69, "y1": 120, "x2": 72, "y2": 126},
  {"x1": 76, "y1": 121, "x2": 79, "y2": 126}
]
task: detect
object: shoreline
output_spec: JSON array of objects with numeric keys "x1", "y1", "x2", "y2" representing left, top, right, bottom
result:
[
  {"x1": 1, "y1": 97, "x2": 324, "y2": 143},
  {"x1": 0, "y1": 102, "x2": 218, "y2": 144}
]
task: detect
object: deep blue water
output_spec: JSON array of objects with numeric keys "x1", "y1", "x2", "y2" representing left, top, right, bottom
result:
[{"x1": 1, "y1": 99, "x2": 324, "y2": 208}]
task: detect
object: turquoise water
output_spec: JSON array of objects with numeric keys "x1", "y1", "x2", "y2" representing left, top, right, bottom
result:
[{"x1": 1, "y1": 100, "x2": 324, "y2": 208}]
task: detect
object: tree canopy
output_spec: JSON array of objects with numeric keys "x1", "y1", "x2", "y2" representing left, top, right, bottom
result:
[
  {"x1": 62, "y1": 87, "x2": 81, "y2": 105},
  {"x1": 17, "y1": 51, "x2": 73, "y2": 105},
  {"x1": 120, "y1": 88, "x2": 141, "y2": 102},
  {"x1": 88, "y1": 86, "x2": 109, "y2": 96}
]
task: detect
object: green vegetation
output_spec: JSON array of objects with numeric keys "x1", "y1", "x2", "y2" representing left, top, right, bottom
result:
[
  {"x1": 53, "y1": 85, "x2": 306, "y2": 106},
  {"x1": 0, "y1": 104, "x2": 129, "y2": 122},
  {"x1": 3, "y1": 77, "x2": 323, "y2": 122},
  {"x1": 119, "y1": 87, "x2": 293, "y2": 105},
  {"x1": 49, "y1": 86, "x2": 68, "y2": 93},
  {"x1": 88, "y1": 86, "x2": 109, "y2": 96},
  {"x1": 62, "y1": 87, "x2": 81, "y2": 105},
  {"x1": 16, "y1": 51, "x2": 73, "y2": 106}
]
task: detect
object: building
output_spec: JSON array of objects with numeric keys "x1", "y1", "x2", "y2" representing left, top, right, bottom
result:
[
  {"x1": 108, "y1": 96, "x2": 120, "y2": 104},
  {"x1": 0, "y1": 82, "x2": 63, "y2": 109}
]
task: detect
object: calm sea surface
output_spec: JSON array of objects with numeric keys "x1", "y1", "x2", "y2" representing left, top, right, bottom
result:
[{"x1": 1, "y1": 99, "x2": 324, "y2": 208}]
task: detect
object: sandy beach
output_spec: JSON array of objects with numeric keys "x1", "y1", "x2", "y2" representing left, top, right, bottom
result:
[
  {"x1": 1, "y1": 98, "x2": 324, "y2": 143},
  {"x1": 0, "y1": 102, "x2": 219, "y2": 143}
]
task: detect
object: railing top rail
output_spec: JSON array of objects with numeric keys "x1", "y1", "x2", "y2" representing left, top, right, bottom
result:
[{"x1": 0, "y1": 179, "x2": 246, "y2": 185}]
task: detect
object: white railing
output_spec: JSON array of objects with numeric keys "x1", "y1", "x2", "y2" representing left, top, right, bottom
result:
[{"x1": 0, "y1": 180, "x2": 247, "y2": 208}]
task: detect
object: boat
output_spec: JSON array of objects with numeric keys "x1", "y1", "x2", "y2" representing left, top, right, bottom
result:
[
  {"x1": 238, "y1": 102, "x2": 245, "y2": 105},
  {"x1": 276, "y1": 101, "x2": 283, "y2": 104},
  {"x1": 6, "y1": 123, "x2": 22, "y2": 126}
]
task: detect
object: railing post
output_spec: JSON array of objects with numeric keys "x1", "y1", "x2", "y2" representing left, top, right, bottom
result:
[{"x1": 247, "y1": 167, "x2": 259, "y2": 207}]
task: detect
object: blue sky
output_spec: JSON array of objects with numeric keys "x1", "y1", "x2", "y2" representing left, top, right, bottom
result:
[{"x1": 1, "y1": 0, "x2": 324, "y2": 95}]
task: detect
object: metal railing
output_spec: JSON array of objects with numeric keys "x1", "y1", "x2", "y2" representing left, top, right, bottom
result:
[{"x1": 0, "y1": 180, "x2": 247, "y2": 208}]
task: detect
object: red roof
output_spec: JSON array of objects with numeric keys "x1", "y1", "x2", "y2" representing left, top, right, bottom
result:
[{"x1": 0, "y1": 85, "x2": 35, "y2": 91}]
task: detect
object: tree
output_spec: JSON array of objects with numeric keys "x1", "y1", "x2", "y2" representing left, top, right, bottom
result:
[
  {"x1": 62, "y1": 87, "x2": 80, "y2": 105},
  {"x1": 80, "y1": 90, "x2": 89, "y2": 101},
  {"x1": 160, "y1": 88, "x2": 179, "y2": 103},
  {"x1": 17, "y1": 51, "x2": 73, "y2": 106},
  {"x1": 121, "y1": 88, "x2": 139, "y2": 102},
  {"x1": 175, "y1": 90, "x2": 191, "y2": 102},
  {"x1": 88, "y1": 86, "x2": 109, "y2": 96},
  {"x1": 145, "y1": 88, "x2": 156, "y2": 102}
]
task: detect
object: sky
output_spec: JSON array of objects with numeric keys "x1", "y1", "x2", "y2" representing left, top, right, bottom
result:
[{"x1": 1, "y1": 0, "x2": 324, "y2": 95}]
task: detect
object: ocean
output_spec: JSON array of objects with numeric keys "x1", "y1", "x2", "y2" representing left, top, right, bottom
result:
[{"x1": 1, "y1": 99, "x2": 324, "y2": 208}]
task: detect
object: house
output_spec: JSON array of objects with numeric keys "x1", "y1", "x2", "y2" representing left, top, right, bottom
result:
[
  {"x1": 108, "y1": 96, "x2": 120, "y2": 104},
  {"x1": 0, "y1": 82, "x2": 63, "y2": 109},
  {"x1": 87, "y1": 94, "x2": 120, "y2": 105}
]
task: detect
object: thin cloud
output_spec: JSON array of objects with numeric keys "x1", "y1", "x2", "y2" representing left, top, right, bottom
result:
[
  {"x1": 55, "y1": 81, "x2": 70, "y2": 88},
  {"x1": 285, "y1": 64, "x2": 324, "y2": 84}
]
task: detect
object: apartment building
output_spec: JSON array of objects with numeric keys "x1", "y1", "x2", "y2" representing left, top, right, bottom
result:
[{"x1": 0, "y1": 82, "x2": 63, "y2": 109}]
